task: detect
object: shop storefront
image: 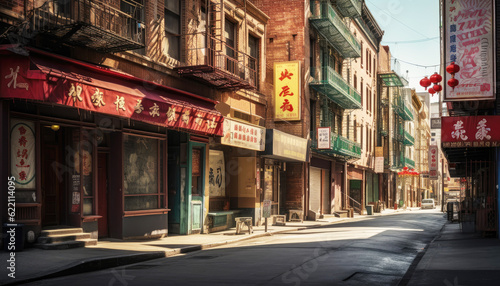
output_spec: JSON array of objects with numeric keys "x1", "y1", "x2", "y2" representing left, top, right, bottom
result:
[
  {"x1": 262, "y1": 129, "x2": 309, "y2": 219},
  {"x1": 309, "y1": 156, "x2": 331, "y2": 219},
  {"x1": 207, "y1": 118, "x2": 266, "y2": 230},
  {"x1": 0, "y1": 47, "x2": 223, "y2": 239}
]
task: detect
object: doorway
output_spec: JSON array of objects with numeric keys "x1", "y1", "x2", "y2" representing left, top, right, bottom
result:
[
  {"x1": 97, "y1": 152, "x2": 108, "y2": 237},
  {"x1": 41, "y1": 127, "x2": 63, "y2": 226}
]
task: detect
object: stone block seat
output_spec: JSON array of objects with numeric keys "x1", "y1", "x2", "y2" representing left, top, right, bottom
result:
[{"x1": 235, "y1": 217, "x2": 253, "y2": 234}]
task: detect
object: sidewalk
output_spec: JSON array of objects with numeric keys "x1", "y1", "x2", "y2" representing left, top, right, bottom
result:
[
  {"x1": 404, "y1": 222, "x2": 500, "y2": 286},
  {"x1": 0, "y1": 208, "x2": 406, "y2": 285}
]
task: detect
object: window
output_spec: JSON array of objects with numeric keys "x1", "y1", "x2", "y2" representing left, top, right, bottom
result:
[
  {"x1": 347, "y1": 115, "x2": 350, "y2": 139},
  {"x1": 354, "y1": 120, "x2": 358, "y2": 142},
  {"x1": 360, "y1": 80, "x2": 364, "y2": 105},
  {"x1": 353, "y1": 74, "x2": 357, "y2": 90},
  {"x1": 165, "y1": 0, "x2": 181, "y2": 60},
  {"x1": 249, "y1": 34, "x2": 260, "y2": 88},
  {"x1": 366, "y1": 87, "x2": 370, "y2": 112},
  {"x1": 121, "y1": 0, "x2": 145, "y2": 54},
  {"x1": 225, "y1": 19, "x2": 236, "y2": 58},
  {"x1": 360, "y1": 41, "x2": 363, "y2": 67},
  {"x1": 124, "y1": 135, "x2": 165, "y2": 211},
  {"x1": 310, "y1": 38, "x2": 315, "y2": 72},
  {"x1": 361, "y1": 124, "x2": 364, "y2": 147},
  {"x1": 373, "y1": 58, "x2": 376, "y2": 75},
  {"x1": 310, "y1": 100, "x2": 316, "y2": 134}
]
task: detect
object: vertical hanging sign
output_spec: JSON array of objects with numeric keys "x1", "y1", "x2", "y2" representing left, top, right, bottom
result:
[
  {"x1": 274, "y1": 61, "x2": 301, "y2": 121},
  {"x1": 10, "y1": 119, "x2": 36, "y2": 189},
  {"x1": 429, "y1": 145, "x2": 439, "y2": 180},
  {"x1": 443, "y1": 0, "x2": 495, "y2": 101}
]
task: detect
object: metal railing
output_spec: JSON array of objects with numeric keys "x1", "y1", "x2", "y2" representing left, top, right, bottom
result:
[
  {"x1": 310, "y1": 0, "x2": 361, "y2": 57},
  {"x1": 311, "y1": 66, "x2": 361, "y2": 109},
  {"x1": 404, "y1": 130, "x2": 415, "y2": 145},
  {"x1": 311, "y1": 130, "x2": 361, "y2": 158},
  {"x1": 336, "y1": 0, "x2": 362, "y2": 18},
  {"x1": 180, "y1": 32, "x2": 257, "y2": 88},
  {"x1": 343, "y1": 192, "x2": 362, "y2": 214},
  {"x1": 32, "y1": 0, "x2": 145, "y2": 50}
]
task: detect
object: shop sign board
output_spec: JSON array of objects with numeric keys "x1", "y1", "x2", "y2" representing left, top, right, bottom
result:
[
  {"x1": 10, "y1": 119, "x2": 36, "y2": 189},
  {"x1": 264, "y1": 129, "x2": 308, "y2": 162},
  {"x1": 443, "y1": 0, "x2": 495, "y2": 101},
  {"x1": 221, "y1": 118, "x2": 265, "y2": 151},
  {"x1": 274, "y1": 61, "x2": 301, "y2": 121},
  {"x1": 317, "y1": 127, "x2": 330, "y2": 149},
  {"x1": 208, "y1": 150, "x2": 225, "y2": 197},
  {"x1": 441, "y1": 116, "x2": 500, "y2": 147},
  {"x1": 429, "y1": 145, "x2": 439, "y2": 180},
  {"x1": 1, "y1": 56, "x2": 224, "y2": 136}
]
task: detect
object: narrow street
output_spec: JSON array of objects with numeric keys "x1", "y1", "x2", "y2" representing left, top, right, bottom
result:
[{"x1": 28, "y1": 210, "x2": 445, "y2": 286}]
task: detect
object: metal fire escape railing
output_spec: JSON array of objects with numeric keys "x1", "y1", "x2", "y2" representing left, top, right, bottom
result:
[
  {"x1": 309, "y1": 0, "x2": 361, "y2": 58},
  {"x1": 311, "y1": 130, "x2": 362, "y2": 160},
  {"x1": 310, "y1": 66, "x2": 362, "y2": 109},
  {"x1": 175, "y1": 32, "x2": 257, "y2": 90},
  {"x1": 31, "y1": 0, "x2": 145, "y2": 52}
]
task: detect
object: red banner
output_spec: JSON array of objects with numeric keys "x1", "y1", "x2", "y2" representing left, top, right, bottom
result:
[
  {"x1": 441, "y1": 116, "x2": 500, "y2": 147},
  {"x1": 1, "y1": 55, "x2": 223, "y2": 136}
]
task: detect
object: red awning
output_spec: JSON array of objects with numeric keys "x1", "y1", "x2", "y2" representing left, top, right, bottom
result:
[{"x1": 0, "y1": 48, "x2": 223, "y2": 136}]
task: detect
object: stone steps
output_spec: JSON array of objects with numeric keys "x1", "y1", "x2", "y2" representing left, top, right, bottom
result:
[{"x1": 36, "y1": 227, "x2": 97, "y2": 250}]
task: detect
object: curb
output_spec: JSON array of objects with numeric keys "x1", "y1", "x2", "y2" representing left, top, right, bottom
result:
[
  {"x1": 397, "y1": 218, "x2": 448, "y2": 286},
  {"x1": 3, "y1": 252, "x2": 165, "y2": 286},
  {"x1": 8, "y1": 209, "x2": 413, "y2": 284}
]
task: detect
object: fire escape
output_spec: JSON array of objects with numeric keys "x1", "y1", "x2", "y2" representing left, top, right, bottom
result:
[
  {"x1": 174, "y1": 0, "x2": 256, "y2": 90},
  {"x1": 29, "y1": 0, "x2": 145, "y2": 53}
]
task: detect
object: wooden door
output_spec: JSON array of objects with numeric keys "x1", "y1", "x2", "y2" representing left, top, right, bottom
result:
[
  {"x1": 41, "y1": 146, "x2": 60, "y2": 226},
  {"x1": 97, "y1": 153, "x2": 108, "y2": 237}
]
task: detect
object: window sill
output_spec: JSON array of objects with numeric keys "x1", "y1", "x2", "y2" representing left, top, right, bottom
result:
[
  {"x1": 124, "y1": 209, "x2": 171, "y2": 217},
  {"x1": 82, "y1": 215, "x2": 102, "y2": 222}
]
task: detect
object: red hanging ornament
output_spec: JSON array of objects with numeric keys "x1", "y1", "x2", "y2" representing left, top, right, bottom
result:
[
  {"x1": 428, "y1": 87, "x2": 436, "y2": 96},
  {"x1": 420, "y1": 77, "x2": 431, "y2": 90},
  {"x1": 448, "y1": 78, "x2": 459, "y2": 91},
  {"x1": 446, "y1": 62, "x2": 460, "y2": 75},
  {"x1": 432, "y1": 84, "x2": 442, "y2": 92},
  {"x1": 429, "y1": 72, "x2": 442, "y2": 84}
]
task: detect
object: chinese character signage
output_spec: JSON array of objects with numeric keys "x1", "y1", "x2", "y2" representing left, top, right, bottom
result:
[
  {"x1": 317, "y1": 127, "x2": 330, "y2": 149},
  {"x1": 429, "y1": 145, "x2": 439, "y2": 180},
  {"x1": 443, "y1": 0, "x2": 495, "y2": 101},
  {"x1": 441, "y1": 116, "x2": 500, "y2": 147},
  {"x1": 10, "y1": 119, "x2": 36, "y2": 189},
  {"x1": 221, "y1": 118, "x2": 265, "y2": 151},
  {"x1": 208, "y1": 150, "x2": 225, "y2": 197},
  {"x1": 1, "y1": 56, "x2": 224, "y2": 137},
  {"x1": 274, "y1": 61, "x2": 301, "y2": 121}
]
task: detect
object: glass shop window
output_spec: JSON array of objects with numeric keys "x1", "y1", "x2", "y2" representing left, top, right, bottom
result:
[{"x1": 124, "y1": 135, "x2": 165, "y2": 211}]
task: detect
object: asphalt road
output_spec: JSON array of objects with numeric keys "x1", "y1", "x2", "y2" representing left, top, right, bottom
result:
[{"x1": 28, "y1": 209, "x2": 446, "y2": 286}]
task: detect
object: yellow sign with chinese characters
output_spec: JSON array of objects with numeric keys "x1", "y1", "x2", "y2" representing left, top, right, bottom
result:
[{"x1": 274, "y1": 61, "x2": 301, "y2": 121}]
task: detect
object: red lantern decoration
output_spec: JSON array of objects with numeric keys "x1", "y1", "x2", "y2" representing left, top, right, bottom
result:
[
  {"x1": 403, "y1": 166, "x2": 408, "y2": 171},
  {"x1": 446, "y1": 62, "x2": 460, "y2": 75},
  {"x1": 432, "y1": 84, "x2": 442, "y2": 92},
  {"x1": 448, "y1": 78, "x2": 459, "y2": 91},
  {"x1": 428, "y1": 87, "x2": 436, "y2": 96},
  {"x1": 420, "y1": 77, "x2": 431, "y2": 90},
  {"x1": 430, "y1": 72, "x2": 442, "y2": 84}
]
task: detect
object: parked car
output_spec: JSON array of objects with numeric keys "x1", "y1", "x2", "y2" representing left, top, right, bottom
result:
[{"x1": 421, "y1": 199, "x2": 435, "y2": 209}]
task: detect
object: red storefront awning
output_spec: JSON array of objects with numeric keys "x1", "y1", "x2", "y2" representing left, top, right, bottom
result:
[{"x1": 0, "y1": 47, "x2": 223, "y2": 136}]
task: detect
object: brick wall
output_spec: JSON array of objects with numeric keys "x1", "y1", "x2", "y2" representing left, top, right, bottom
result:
[
  {"x1": 285, "y1": 162, "x2": 304, "y2": 211},
  {"x1": 252, "y1": 0, "x2": 309, "y2": 139}
]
